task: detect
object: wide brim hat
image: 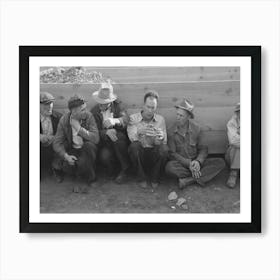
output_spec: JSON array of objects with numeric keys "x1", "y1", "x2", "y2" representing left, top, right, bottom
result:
[
  {"x1": 175, "y1": 98, "x2": 194, "y2": 119},
  {"x1": 92, "y1": 82, "x2": 117, "y2": 104},
  {"x1": 40, "y1": 91, "x2": 55, "y2": 104}
]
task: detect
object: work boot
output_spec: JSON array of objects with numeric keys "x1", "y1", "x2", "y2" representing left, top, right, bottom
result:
[
  {"x1": 151, "y1": 182, "x2": 159, "y2": 189},
  {"x1": 178, "y1": 177, "x2": 195, "y2": 189},
  {"x1": 138, "y1": 180, "x2": 148, "y2": 189},
  {"x1": 52, "y1": 167, "x2": 64, "y2": 183},
  {"x1": 115, "y1": 169, "x2": 128, "y2": 184},
  {"x1": 227, "y1": 169, "x2": 238, "y2": 188}
]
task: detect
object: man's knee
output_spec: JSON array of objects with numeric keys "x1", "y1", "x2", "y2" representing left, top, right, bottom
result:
[
  {"x1": 99, "y1": 147, "x2": 114, "y2": 166},
  {"x1": 128, "y1": 141, "x2": 142, "y2": 155},
  {"x1": 165, "y1": 160, "x2": 178, "y2": 175}
]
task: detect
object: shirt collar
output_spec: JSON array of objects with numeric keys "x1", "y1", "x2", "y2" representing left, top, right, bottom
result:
[
  {"x1": 173, "y1": 121, "x2": 191, "y2": 136},
  {"x1": 140, "y1": 111, "x2": 159, "y2": 122}
]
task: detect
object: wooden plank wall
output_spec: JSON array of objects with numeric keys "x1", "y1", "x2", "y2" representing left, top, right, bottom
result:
[{"x1": 40, "y1": 67, "x2": 240, "y2": 154}]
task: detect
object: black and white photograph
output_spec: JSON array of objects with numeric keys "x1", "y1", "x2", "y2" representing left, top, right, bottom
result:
[
  {"x1": 20, "y1": 46, "x2": 260, "y2": 232},
  {"x1": 39, "y1": 66, "x2": 240, "y2": 213}
]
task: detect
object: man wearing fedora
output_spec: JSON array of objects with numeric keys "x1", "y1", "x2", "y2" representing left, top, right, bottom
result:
[
  {"x1": 225, "y1": 103, "x2": 240, "y2": 188},
  {"x1": 127, "y1": 90, "x2": 168, "y2": 189},
  {"x1": 40, "y1": 92, "x2": 62, "y2": 180},
  {"x1": 91, "y1": 83, "x2": 130, "y2": 183},
  {"x1": 165, "y1": 98, "x2": 225, "y2": 189},
  {"x1": 53, "y1": 95, "x2": 100, "y2": 192}
]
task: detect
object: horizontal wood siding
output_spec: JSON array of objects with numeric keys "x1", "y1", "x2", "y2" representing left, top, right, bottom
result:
[{"x1": 40, "y1": 67, "x2": 240, "y2": 154}]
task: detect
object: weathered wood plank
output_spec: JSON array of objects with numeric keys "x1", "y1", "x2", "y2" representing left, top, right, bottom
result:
[
  {"x1": 127, "y1": 107, "x2": 234, "y2": 132},
  {"x1": 40, "y1": 66, "x2": 240, "y2": 83},
  {"x1": 40, "y1": 81, "x2": 240, "y2": 109}
]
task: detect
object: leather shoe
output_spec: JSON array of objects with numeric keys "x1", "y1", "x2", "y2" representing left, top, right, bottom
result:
[
  {"x1": 178, "y1": 177, "x2": 195, "y2": 189},
  {"x1": 52, "y1": 167, "x2": 64, "y2": 183},
  {"x1": 115, "y1": 170, "x2": 128, "y2": 184}
]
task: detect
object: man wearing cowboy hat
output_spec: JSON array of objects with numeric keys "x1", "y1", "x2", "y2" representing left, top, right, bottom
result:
[
  {"x1": 53, "y1": 95, "x2": 100, "y2": 192},
  {"x1": 127, "y1": 90, "x2": 168, "y2": 189},
  {"x1": 165, "y1": 98, "x2": 225, "y2": 189},
  {"x1": 40, "y1": 91, "x2": 62, "y2": 181},
  {"x1": 225, "y1": 102, "x2": 240, "y2": 188},
  {"x1": 91, "y1": 82, "x2": 130, "y2": 184}
]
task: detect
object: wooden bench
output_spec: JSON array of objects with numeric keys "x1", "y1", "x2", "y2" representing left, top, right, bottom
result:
[{"x1": 40, "y1": 66, "x2": 240, "y2": 154}]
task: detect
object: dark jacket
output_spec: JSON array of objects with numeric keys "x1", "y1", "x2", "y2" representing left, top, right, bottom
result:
[
  {"x1": 53, "y1": 111, "x2": 100, "y2": 158},
  {"x1": 40, "y1": 110, "x2": 62, "y2": 135},
  {"x1": 167, "y1": 119, "x2": 208, "y2": 167},
  {"x1": 90, "y1": 100, "x2": 129, "y2": 141}
]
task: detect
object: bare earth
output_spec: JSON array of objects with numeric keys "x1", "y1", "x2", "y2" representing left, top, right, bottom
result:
[{"x1": 40, "y1": 167, "x2": 240, "y2": 213}]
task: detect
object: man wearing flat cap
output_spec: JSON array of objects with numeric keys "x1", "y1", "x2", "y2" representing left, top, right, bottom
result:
[
  {"x1": 165, "y1": 98, "x2": 225, "y2": 189},
  {"x1": 53, "y1": 94, "x2": 100, "y2": 192},
  {"x1": 225, "y1": 102, "x2": 240, "y2": 188},
  {"x1": 91, "y1": 82, "x2": 130, "y2": 184},
  {"x1": 40, "y1": 92, "x2": 62, "y2": 180}
]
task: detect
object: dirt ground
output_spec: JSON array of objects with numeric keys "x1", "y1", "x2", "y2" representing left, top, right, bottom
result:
[{"x1": 40, "y1": 166, "x2": 240, "y2": 213}]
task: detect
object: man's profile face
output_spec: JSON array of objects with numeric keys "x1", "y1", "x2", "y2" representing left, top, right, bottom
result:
[
  {"x1": 40, "y1": 102, "x2": 53, "y2": 116},
  {"x1": 71, "y1": 103, "x2": 87, "y2": 120},
  {"x1": 176, "y1": 108, "x2": 190, "y2": 126},
  {"x1": 142, "y1": 97, "x2": 157, "y2": 119}
]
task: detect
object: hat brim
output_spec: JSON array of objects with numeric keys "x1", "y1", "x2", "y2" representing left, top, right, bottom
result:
[
  {"x1": 175, "y1": 105, "x2": 194, "y2": 119},
  {"x1": 92, "y1": 91, "x2": 117, "y2": 104},
  {"x1": 40, "y1": 99, "x2": 54, "y2": 104}
]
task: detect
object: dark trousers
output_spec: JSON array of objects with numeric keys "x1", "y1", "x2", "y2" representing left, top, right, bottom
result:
[
  {"x1": 40, "y1": 144, "x2": 61, "y2": 173},
  {"x1": 98, "y1": 131, "x2": 130, "y2": 172},
  {"x1": 53, "y1": 142, "x2": 97, "y2": 183},
  {"x1": 165, "y1": 158, "x2": 225, "y2": 184},
  {"x1": 128, "y1": 141, "x2": 168, "y2": 183}
]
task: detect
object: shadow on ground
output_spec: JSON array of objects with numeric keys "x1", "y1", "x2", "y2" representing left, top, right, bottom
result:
[{"x1": 40, "y1": 167, "x2": 240, "y2": 213}]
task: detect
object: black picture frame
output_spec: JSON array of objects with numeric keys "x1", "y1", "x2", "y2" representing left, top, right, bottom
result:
[{"x1": 20, "y1": 46, "x2": 261, "y2": 233}]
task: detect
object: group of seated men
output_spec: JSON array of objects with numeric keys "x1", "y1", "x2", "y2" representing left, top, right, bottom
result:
[{"x1": 40, "y1": 82, "x2": 240, "y2": 193}]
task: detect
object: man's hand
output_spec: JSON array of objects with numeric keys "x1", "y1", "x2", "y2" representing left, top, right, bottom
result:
[
  {"x1": 190, "y1": 160, "x2": 200, "y2": 172},
  {"x1": 106, "y1": 129, "x2": 118, "y2": 142},
  {"x1": 190, "y1": 160, "x2": 201, "y2": 179},
  {"x1": 103, "y1": 118, "x2": 120, "y2": 129},
  {"x1": 40, "y1": 134, "x2": 54, "y2": 145},
  {"x1": 40, "y1": 134, "x2": 49, "y2": 144},
  {"x1": 154, "y1": 129, "x2": 164, "y2": 145},
  {"x1": 64, "y1": 153, "x2": 77, "y2": 166},
  {"x1": 70, "y1": 118, "x2": 81, "y2": 131}
]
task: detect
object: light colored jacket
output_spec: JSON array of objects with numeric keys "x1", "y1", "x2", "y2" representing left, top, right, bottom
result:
[{"x1": 227, "y1": 113, "x2": 240, "y2": 147}]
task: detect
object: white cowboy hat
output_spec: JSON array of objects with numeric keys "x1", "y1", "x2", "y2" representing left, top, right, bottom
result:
[{"x1": 92, "y1": 83, "x2": 117, "y2": 104}]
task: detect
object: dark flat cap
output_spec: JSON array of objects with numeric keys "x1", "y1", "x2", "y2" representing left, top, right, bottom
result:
[{"x1": 40, "y1": 92, "x2": 55, "y2": 104}]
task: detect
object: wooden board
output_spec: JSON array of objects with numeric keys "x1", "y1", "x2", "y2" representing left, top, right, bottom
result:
[
  {"x1": 40, "y1": 66, "x2": 240, "y2": 83},
  {"x1": 40, "y1": 81, "x2": 240, "y2": 109}
]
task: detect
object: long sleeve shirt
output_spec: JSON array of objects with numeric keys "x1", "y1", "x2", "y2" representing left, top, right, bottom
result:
[
  {"x1": 167, "y1": 119, "x2": 208, "y2": 168},
  {"x1": 227, "y1": 113, "x2": 240, "y2": 148},
  {"x1": 127, "y1": 112, "x2": 167, "y2": 148}
]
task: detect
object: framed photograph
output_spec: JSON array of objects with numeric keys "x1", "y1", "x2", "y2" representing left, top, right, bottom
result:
[{"x1": 20, "y1": 46, "x2": 261, "y2": 233}]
